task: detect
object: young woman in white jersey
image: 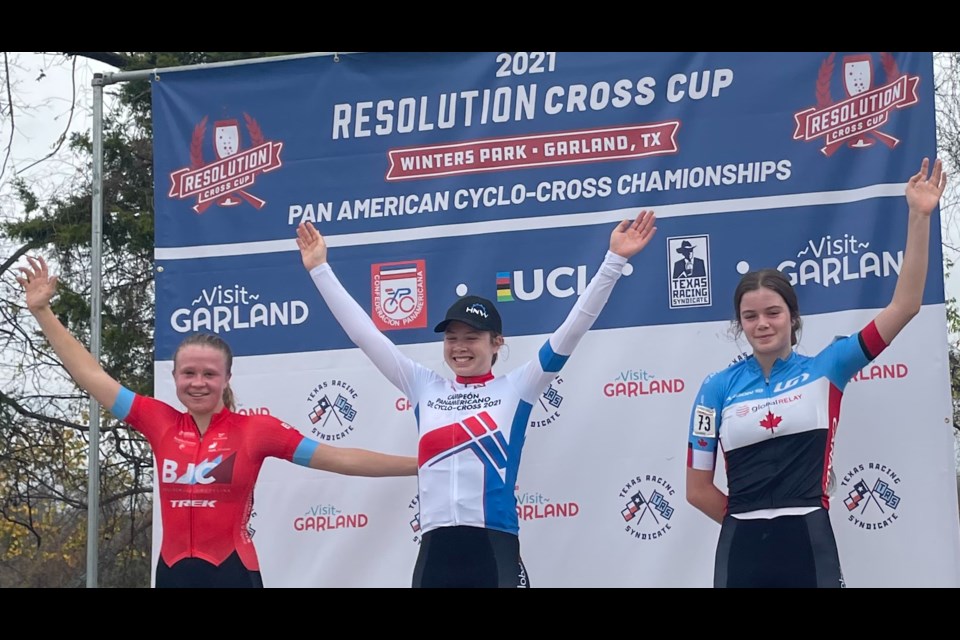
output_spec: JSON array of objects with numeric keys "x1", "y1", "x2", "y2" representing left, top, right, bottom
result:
[
  {"x1": 685, "y1": 158, "x2": 946, "y2": 587},
  {"x1": 297, "y1": 211, "x2": 656, "y2": 587}
]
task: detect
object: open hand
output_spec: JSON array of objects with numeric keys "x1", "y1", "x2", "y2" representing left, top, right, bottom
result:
[
  {"x1": 15, "y1": 255, "x2": 58, "y2": 313},
  {"x1": 609, "y1": 210, "x2": 657, "y2": 259},
  {"x1": 906, "y1": 157, "x2": 947, "y2": 217},
  {"x1": 296, "y1": 222, "x2": 328, "y2": 271}
]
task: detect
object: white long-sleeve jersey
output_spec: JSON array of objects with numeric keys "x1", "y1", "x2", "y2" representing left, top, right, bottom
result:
[{"x1": 309, "y1": 251, "x2": 627, "y2": 535}]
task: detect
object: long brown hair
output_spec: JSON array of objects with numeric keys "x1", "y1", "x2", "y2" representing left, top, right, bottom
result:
[
  {"x1": 732, "y1": 269, "x2": 802, "y2": 347},
  {"x1": 172, "y1": 333, "x2": 235, "y2": 411}
]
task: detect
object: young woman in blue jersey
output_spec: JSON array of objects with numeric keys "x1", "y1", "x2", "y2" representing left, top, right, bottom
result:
[
  {"x1": 685, "y1": 158, "x2": 947, "y2": 588},
  {"x1": 297, "y1": 211, "x2": 656, "y2": 588},
  {"x1": 17, "y1": 255, "x2": 418, "y2": 588}
]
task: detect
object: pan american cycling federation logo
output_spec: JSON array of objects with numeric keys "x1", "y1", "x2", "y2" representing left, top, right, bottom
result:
[
  {"x1": 736, "y1": 232, "x2": 902, "y2": 290},
  {"x1": 170, "y1": 283, "x2": 309, "y2": 334},
  {"x1": 293, "y1": 503, "x2": 368, "y2": 532},
  {"x1": 792, "y1": 52, "x2": 920, "y2": 156},
  {"x1": 619, "y1": 473, "x2": 676, "y2": 541},
  {"x1": 167, "y1": 113, "x2": 283, "y2": 213},
  {"x1": 372, "y1": 260, "x2": 428, "y2": 331},
  {"x1": 838, "y1": 462, "x2": 903, "y2": 531},
  {"x1": 304, "y1": 379, "x2": 361, "y2": 442}
]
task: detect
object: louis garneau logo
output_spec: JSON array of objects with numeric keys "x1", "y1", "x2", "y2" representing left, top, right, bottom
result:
[
  {"x1": 170, "y1": 284, "x2": 309, "y2": 334},
  {"x1": 838, "y1": 462, "x2": 902, "y2": 531},
  {"x1": 305, "y1": 379, "x2": 360, "y2": 442},
  {"x1": 168, "y1": 114, "x2": 283, "y2": 213},
  {"x1": 793, "y1": 52, "x2": 920, "y2": 157},
  {"x1": 292, "y1": 503, "x2": 368, "y2": 532},
  {"x1": 372, "y1": 260, "x2": 427, "y2": 331},
  {"x1": 619, "y1": 474, "x2": 675, "y2": 541},
  {"x1": 667, "y1": 235, "x2": 710, "y2": 309}
]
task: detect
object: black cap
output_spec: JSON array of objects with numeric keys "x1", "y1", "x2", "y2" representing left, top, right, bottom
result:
[{"x1": 433, "y1": 295, "x2": 502, "y2": 334}]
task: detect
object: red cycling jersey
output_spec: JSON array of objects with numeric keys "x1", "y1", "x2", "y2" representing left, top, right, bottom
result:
[{"x1": 122, "y1": 394, "x2": 307, "y2": 569}]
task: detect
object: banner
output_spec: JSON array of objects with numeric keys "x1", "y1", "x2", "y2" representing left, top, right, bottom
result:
[{"x1": 150, "y1": 52, "x2": 959, "y2": 587}]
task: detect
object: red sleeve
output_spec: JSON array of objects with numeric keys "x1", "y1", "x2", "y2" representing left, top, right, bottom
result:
[
  {"x1": 124, "y1": 395, "x2": 184, "y2": 443},
  {"x1": 245, "y1": 415, "x2": 307, "y2": 462},
  {"x1": 860, "y1": 320, "x2": 888, "y2": 360}
]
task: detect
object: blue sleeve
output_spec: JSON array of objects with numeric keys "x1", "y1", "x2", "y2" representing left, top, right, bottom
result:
[
  {"x1": 687, "y1": 372, "x2": 723, "y2": 471},
  {"x1": 292, "y1": 438, "x2": 320, "y2": 467},
  {"x1": 110, "y1": 386, "x2": 136, "y2": 421}
]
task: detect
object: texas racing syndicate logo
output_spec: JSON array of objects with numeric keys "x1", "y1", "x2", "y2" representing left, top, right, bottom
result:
[
  {"x1": 170, "y1": 283, "x2": 309, "y2": 334},
  {"x1": 838, "y1": 462, "x2": 902, "y2": 531},
  {"x1": 792, "y1": 52, "x2": 920, "y2": 157},
  {"x1": 516, "y1": 485, "x2": 579, "y2": 521},
  {"x1": 667, "y1": 235, "x2": 711, "y2": 309},
  {"x1": 529, "y1": 376, "x2": 564, "y2": 429},
  {"x1": 305, "y1": 379, "x2": 361, "y2": 442},
  {"x1": 776, "y1": 232, "x2": 901, "y2": 288},
  {"x1": 619, "y1": 473, "x2": 676, "y2": 541},
  {"x1": 408, "y1": 494, "x2": 422, "y2": 545},
  {"x1": 293, "y1": 503, "x2": 369, "y2": 532},
  {"x1": 168, "y1": 113, "x2": 283, "y2": 213},
  {"x1": 372, "y1": 260, "x2": 428, "y2": 331},
  {"x1": 603, "y1": 367, "x2": 685, "y2": 397}
]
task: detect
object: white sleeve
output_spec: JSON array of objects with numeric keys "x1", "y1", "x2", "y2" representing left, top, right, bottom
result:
[
  {"x1": 308, "y1": 263, "x2": 433, "y2": 399},
  {"x1": 510, "y1": 250, "x2": 628, "y2": 402}
]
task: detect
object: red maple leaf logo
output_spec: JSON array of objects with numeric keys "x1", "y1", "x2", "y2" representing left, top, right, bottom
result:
[
  {"x1": 697, "y1": 438, "x2": 708, "y2": 448},
  {"x1": 760, "y1": 411, "x2": 782, "y2": 432}
]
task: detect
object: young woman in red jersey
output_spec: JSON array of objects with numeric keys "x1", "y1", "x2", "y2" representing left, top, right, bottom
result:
[{"x1": 18, "y1": 255, "x2": 417, "y2": 588}]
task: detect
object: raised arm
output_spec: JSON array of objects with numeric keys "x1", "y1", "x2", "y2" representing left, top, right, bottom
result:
[
  {"x1": 308, "y1": 443, "x2": 418, "y2": 477},
  {"x1": 16, "y1": 255, "x2": 121, "y2": 410},
  {"x1": 549, "y1": 210, "x2": 657, "y2": 356},
  {"x1": 296, "y1": 221, "x2": 426, "y2": 397},
  {"x1": 511, "y1": 211, "x2": 657, "y2": 401},
  {"x1": 873, "y1": 158, "x2": 947, "y2": 344}
]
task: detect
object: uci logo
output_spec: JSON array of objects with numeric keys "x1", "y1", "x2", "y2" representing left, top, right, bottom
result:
[
  {"x1": 773, "y1": 373, "x2": 810, "y2": 394},
  {"x1": 502, "y1": 265, "x2": 589, "y2": 302}
]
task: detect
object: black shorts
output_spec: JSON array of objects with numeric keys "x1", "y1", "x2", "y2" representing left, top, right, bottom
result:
[
  {"x1": 413, "y1": 526, "x2": 530, "y2": 588},
  {"x1": 714, "y1": 508, "x2": 844, "y2": 588},
  {"x1": 156, "y1": 551, "x2": 263, "y2": 588}
]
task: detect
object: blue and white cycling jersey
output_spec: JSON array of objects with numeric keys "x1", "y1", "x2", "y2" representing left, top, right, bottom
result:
[
  {"x1": 687, "y1": 322, "x2": 887, "y2": 514},
  {"x1": 310, "y1": 251, "x2": 627, "y2": 536}
]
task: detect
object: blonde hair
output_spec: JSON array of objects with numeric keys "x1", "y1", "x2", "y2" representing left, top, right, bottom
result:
[{"x1": 172, "y1": 333, "x2": 235, "y2": 411}]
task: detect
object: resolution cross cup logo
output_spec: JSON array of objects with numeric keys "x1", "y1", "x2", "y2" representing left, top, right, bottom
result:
[
  {"x1": 168, "y1": 113, "x2": 284, "y2": 213},
  {"x1": 792, "y1": 52, "x2": 920, "y2": 157}
]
